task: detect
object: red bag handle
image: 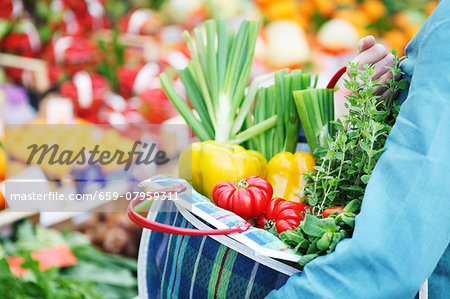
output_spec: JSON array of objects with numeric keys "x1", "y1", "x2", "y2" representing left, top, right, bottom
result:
[
  {"x1": 127, "y1": 183, "x2": 251, "y2": 235},
  {"x1": 327, "y1": 66, "x2": 347, "y2": 89}
]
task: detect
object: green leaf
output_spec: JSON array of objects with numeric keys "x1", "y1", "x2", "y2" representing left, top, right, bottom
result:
[
  {"x1": 317, "y1": 232, "x2": 333, "y2": 250},
  {"x1": 298, "y1": 253, "x2": 319, "y2": 266},
  {"x1": 337, "y1": 213, "x2": 356, "y2": 227},
  {"x1": 397, "y1": 79, "x2": 409, "y2": 90},
  {"x1": 302, "y1": 214, "x2": 336, "y2": 237},
  {"x1": 343, "y1": 199, "x2": 361, "y2": 213},
  {"x1": 361, "y1": 174, "x2": 371, "y2": 184},
  {"x1": 64, "y1": 261, "x2": 136, "y2": 287}
]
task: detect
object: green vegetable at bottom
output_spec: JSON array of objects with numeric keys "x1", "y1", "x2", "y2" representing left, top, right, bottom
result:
[{"x1": 0, "y1": 220, "x2": 138, "y2": 299}]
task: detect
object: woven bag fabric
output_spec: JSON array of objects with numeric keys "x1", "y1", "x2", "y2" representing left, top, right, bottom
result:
[{"x1": 139, "y1": 209, "x2": 290, "y2": 299}]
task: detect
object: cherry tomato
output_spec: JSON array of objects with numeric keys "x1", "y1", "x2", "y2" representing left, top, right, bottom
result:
[{"x1": 323, "y1": 206, "x2": 345, "y2": 218}]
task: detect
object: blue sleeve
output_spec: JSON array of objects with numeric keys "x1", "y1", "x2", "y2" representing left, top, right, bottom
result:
[{"x1": 267, "y1": 8, "x2": 450, "y2": 299}]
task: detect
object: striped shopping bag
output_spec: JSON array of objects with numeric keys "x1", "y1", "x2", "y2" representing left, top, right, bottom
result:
[{"x1": 128, "y1": 177, "x2": 300, "y2": 299}]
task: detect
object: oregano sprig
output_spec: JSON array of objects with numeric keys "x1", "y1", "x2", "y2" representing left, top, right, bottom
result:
[
  {"x1": 277, "y1": 51, "x2": 408, "y2": 266},
  {"x1": 304, "y1": 50, "x2": 407, "y2": 213}
]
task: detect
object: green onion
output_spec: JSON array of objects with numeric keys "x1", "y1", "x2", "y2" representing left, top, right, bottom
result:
[
  {"x1": 293, "y1": 89, "x2": 335, "y2": 156},
  {"x1": 247, "y1": 69, "x2": 312, "y2": 161},
  {"x1": 160, "y1": 19, "x2": 276, "y2": 144}
]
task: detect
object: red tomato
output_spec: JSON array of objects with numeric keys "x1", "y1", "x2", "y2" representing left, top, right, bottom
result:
[
  {"x1": 257, "y1": 198, "x2": 310, "y2": 234},
  {"x1": 323, "y1": 206, "x2": 345, "y2": 218},
  {"x1": 212, "y1": 176, "x2": 273, "y2": 219}
]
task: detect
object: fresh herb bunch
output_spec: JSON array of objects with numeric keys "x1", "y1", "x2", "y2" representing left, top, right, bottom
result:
[
  {"x1": 304, "y1": 50, "x2": 407, "y2": 213},
  {"x1": 278, "y1": 51, "x2": 407, "y2": 265}
]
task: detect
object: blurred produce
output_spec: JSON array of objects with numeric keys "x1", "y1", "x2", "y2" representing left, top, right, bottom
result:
[
  {"x1": 0, "y1": 0, "x2": 435, "y2": 126},
  {"x1": 117, "y1": 8, "x2": 163, "y2": 35},
  {"x1": 60, "y1": 71, "x2": 110, "y2": 121},
  {"x1": 77, "y1": 212, "x2": 141, "y2": 257},
  {"x1": 0, "y1": 145, "x2": 4, "y2": 181},
  {"x1": 0, "y1": 220, "x2": 138, "y2": 298},
  {"x1": 256, "y1": 0, "x2": 437, "y2": 56},
  {"x1": 264, "y1": 21, "x2": 310, "y2": 68},
  {"x1": 317, "y1": 19, "x2": 359, "y2": 54}
]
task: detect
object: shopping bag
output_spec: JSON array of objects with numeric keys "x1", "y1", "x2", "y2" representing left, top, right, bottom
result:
[{"x1": 128, "y1": 176, "x2": 300, "y2": 299}]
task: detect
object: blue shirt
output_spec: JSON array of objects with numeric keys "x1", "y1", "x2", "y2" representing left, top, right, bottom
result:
[{"x1": 267, "y1": 1, "x2": 450, "y2": 298}]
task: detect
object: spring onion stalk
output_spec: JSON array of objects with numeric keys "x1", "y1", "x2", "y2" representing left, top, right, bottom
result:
[
  {"x1": 248, "y1": 69, "x2": 311, "y2": 160},
  {"x1": 160, "y1": 19, "x2": 276, "y2": 144},
  {"x1": 293, "y1": 89, "x2": 335, "y2": 156}
]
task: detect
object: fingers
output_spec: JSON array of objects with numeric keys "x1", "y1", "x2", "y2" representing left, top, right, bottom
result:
[
  {"x1": 372, "y1": 53, "x2": 395, "y2": 80},
  {"x1": 373, "y1": 72, "x2": 401, "y2": 99},
  {"x1": 378, "y1": 84, "x2": 401, "y2": 102},
  {"x1": 357, "y1": 35, "x2": 376, "y2": 53},
  {"x1": 379, "y1": 88, "x2": 392, "y2": 102},
  {"x1": 347, "y1": 36, "x2": 400, "y2": 103},
  {"x1": 355, "y1": 43, "x2": 388, "y2": 70},
  {"x1": 373, "y1": 71, "x2": 394, "y2": 95}
]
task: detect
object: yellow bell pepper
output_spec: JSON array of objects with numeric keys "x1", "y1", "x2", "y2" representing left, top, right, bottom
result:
[
  {"x1": 179, "y1": 141, "x2": 267, "y2": 203},
  {"x1": 264, "y1": 151, "x2": 315, "y2": 202}
]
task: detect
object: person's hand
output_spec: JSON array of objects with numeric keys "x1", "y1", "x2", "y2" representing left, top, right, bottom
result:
[{"x1": 348, "y1": 35, "x2": 398, "y2": 100}]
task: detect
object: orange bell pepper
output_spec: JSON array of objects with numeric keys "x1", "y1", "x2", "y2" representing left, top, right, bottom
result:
[{"x1": 264, "y1": 151, "x2": 315, "y2": 202}]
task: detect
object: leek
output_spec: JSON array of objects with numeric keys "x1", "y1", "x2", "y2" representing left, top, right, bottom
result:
[
  {"x1": 248, "y1": 69, "x2": 311, "y2": 161},
  {"x1": 293, "y1": 89, "x2": 335, "y2": 156},
  {"x1": 160, "y1": 19, "x2": 276, "y2": 143}
]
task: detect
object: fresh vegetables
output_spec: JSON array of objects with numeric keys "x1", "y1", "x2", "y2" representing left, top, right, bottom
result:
[
  {"x1": 0, "y1": 220, "x2": 138, "y2": 299},
  {"x1": 0, "y1": 256, "x2": 103, "y2": 299},
  {"x1": 247, "y1": 69, "x2": 313, "y2": 160},
  {"x1": 323, "y1": 206, "x2": 344, "y2": 218},
  {"x1": 274, "y1": 51, "x2": 407, "y2": 265},
  {"x1": 213, "y1": 176, "x2": 273, "y2": 219},
  {"x1": 160, "y1": 19, "x2": 277, "y2": 143},
  {"x1": 293, "y1": 88, "x2": 335, "y2": 155},
  {"x1": 264, "y1": 151, "x2": 316, "y2": 202},
  {"x1": 257, "y1": 198, "x2": 310, "y2": 235},
  {"x1": 7, "y1": 244, "x2": 77, "y2": 277},
  {"x1": 280, "y1": 204, "x2": 357, "y2": 266},
  {"x1": 303, "y1": 51, "x2": 407, "y2": 213},
  {"x1": 178, "y1": 141, "x2": 267, "y2": 202}
]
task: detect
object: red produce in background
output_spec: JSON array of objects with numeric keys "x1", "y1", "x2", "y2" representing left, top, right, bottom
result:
[
  {"x1": 0, "y1": 0, "x2": 23, "y2": 19},
  {"x1": 117, "y1": 9, "x2": 163, "y2": 35},
  {"x1": 137, "y1": 88, "x2": 177, "y2": 124},
  {"x1": 0, "y1": 20, "x2": 41, "y2": 57},
  {"x1": 43, "y1": 35, "x2": 101, "y2": 76},
  {"x1": 62, "y1": 0, "x2": 109, "y2": 32},
  {"x1": 60, "y1": 71, "x2": 110, "y2": 122},
  {"x1": 1, "y1": 20, "x2": 41, "y2": 84},
  {"x1": 117, "y1": 62, "x2": 161, "y2": 99}
]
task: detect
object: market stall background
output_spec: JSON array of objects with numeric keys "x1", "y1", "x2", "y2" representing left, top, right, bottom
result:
[{"x1": 0, "y1": 0, "x2": 437, "y2": 298}]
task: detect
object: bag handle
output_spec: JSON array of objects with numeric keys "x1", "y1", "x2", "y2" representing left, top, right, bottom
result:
[
  {"x1": 127, "y1": 183, "x2": 251, "y2": 235},
  {"x1": 327, "y1": 66, "x2": 347, "y2": 89}
]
